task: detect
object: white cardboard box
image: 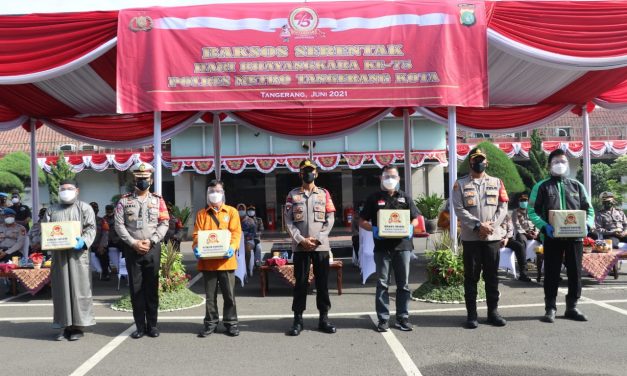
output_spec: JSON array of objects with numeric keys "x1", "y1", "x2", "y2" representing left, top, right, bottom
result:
[
  {"x1": 197, "y1": 230, "x2": 231, "y2": 258},
  {"x1": 41, "y1": 221, "x2": 81, "y2": 251},
  {"x1": 377, "y1": 209, "x2": 411, "y2": 238},
  {"x1": 549, "y1": 210, "x2": 587, "y2": 238}
]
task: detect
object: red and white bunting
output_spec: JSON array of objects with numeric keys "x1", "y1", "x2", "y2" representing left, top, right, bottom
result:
[{"x1": 37, "y1": 152, "x2": 171, "y2": 173}]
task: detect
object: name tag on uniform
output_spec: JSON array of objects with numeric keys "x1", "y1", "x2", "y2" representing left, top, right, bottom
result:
[
  {"x1": 136, "y1": 220, "x2": 144, "y2": 229},
  {"x1": 397, "y1": 197, "x2": 406, "y2": 203}
]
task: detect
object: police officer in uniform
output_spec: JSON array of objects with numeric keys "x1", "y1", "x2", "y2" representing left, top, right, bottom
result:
[
  {"x1": 452, "y1": 148, "x2": 509, "y2": 329},
  {"x1": 9, "y1": 190, "x2": 32, "y2": 231},
  {"x1": 0, "y1": 208, "x2": 26, "y2": 262},
  {"x1": 285, "y1": 159, "x2": 337, "y2": 336},
  {"x1": 114, "y1": 162, "x2": 169, "y2": 339},
  {"x1": 594, "y1": 192, "x2": 627, "y2": 248},
  {"x1": 500, "y1": 213, "x2": 532, "y2": 282}
]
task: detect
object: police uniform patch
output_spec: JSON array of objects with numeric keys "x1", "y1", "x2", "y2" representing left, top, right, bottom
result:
[
  {"x1": 466, "y1": 198, "x2": 476, "y2": 206},
  {"x1": 314, "y1": 211, "x2": 325, "y2": 221},
  {"x1": 487, "y1": 196, "x2": 498, "y2": 205},
  {"x1": 294, "y1": 212, "x2": 304, "y2": 221},
  {"x1": 398, "y1": 197, "x2": 406, "y2": 203}
]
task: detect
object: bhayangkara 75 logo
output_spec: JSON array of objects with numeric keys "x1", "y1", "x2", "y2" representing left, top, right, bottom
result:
[{"x1": 289, "y1": 7, "x2": 319, "y2": 32}]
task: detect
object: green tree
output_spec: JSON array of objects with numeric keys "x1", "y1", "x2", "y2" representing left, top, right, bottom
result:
[
  {"x1": 45, "y1": 152, "x2": 76, "y2": 203},
  {"x1": 577, "y1": 161, "x2": 624, "y2": 210},
  {"x1": 0, "y1": 171, "x2": 24, "y2": 192},
  {"x1": 0, "y1": 152, "x2": 45, "y2": 193},
  {"x1": 608, "y1": 155, "x2": 627, "y2": 182},
  {"x1": 516, "y1": 130, "x2": 548, "y2": 190},
  {"x1": 458, "y1": 141, "x2": 526, "y2": 195}
]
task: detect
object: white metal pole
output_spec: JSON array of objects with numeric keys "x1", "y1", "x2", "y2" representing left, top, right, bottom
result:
[
  {"x1": 403, "y1": 109, "x2": 412, "y2": 198},
  {"x1": 29, "y1": 118, "x2": 40, "y2": 218},
  {"x1": 582, "y1": 107, "x2": 592, "y2": 194},
  {"x1": 447, "y1": 107, "x2": 458, "y2": 247},
  {"x1": 153, "y1": 111, "x2": 162, "y2": 195},
  {"x1": 213, "y1": 113, "x2": 222, "y2": 180}
]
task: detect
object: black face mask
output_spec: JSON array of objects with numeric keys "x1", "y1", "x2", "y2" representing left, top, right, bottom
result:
[
  {"x1": 302, "y1": 171, "x2": 315, "y2": 184},
  {"x1": 135, "y1": 179, "x2": 151, "y2": 191},
  {"x1": 603, "y1": 202, "x2": 613, "y2": 209},
  {"x1": 470, "y1": 161, "x2": 487, "y2": 173}
]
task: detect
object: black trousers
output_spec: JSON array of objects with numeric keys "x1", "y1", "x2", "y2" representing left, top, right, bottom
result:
[
  {"x1": 506, "y1": 237, "x2": 528, "y2": 274},
  {"x1": 292, "y1": 251, "x2": 331, "y2": 314},
  {"x1": 543, "y1": 238, "x2": 582, "y2": 303},
  {"x1": 352, "y1": 235, "x2": 360, "y2": 261},
  {"x1": 203, "y1": 270, "x2": 238, "y2": 328},
  {"x1": 462, "y1": 241, "x2": 501, "y2": 313},
  {"x1": 0, "y1": 250, "x2": 22, "y2": 263},
  {"x1": 123, "y1": 243, "x2": 161, "y2": 331},
  {"x1": 92, "y1": 248, "x2": 110, "y2": 277}
]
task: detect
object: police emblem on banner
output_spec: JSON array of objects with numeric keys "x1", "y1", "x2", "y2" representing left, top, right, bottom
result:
[
  {"x1": 458, "y1": 4, "x2": 476, "y2": 26},
  {"x1": 129, "y1": 15, "x2": 154, "y2": 32}
]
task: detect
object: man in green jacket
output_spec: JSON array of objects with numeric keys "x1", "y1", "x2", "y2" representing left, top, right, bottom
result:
[{"x1": 528, "y1": 149, "x2": 594, "y2": 323}]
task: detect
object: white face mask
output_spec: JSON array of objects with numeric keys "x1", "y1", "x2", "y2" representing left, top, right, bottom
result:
[
  {"x1": 551, "y1": 162, "x2": 569, "y2": 177},
  {"x1": 59, "y1": 190, "x2": 77, "y2": 204},
  {"x1": 4, "y1": 217, "x2": 15, "y2": 225},
  {"x1": 382, "y1": 178, "x2": 398, "y2": 191},
  {"x1": 11, "y1": 198, "x2": 19, "y2": 204},
  {"x1": 238, "y1": 210, "x2": 246, "y2": 217},
  {"x1": 247, "y1": 210, "x2": 255, "y2": 217},
  {"x1": 207, "y1": 192, "x2": 223, "y2": 205}
]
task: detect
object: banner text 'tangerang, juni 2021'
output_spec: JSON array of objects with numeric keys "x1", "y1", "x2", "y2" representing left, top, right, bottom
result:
[{"x1": 116, "y1": 1, "x2": 488, "y2": 113}]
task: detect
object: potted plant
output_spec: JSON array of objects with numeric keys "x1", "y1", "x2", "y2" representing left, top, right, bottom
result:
[
  {"x1": 170, "y1": 205, "x2": 192, "y2": 240},
  {"x1": 414, "y1": 193, "x2": 445, "y2": 234}
]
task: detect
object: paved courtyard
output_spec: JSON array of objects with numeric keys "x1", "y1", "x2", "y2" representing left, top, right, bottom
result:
[{"x1": 1, "y1": 241, "x2": 626, "y2": 376}]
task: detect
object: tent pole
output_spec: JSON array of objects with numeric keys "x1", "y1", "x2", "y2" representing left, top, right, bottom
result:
[
  {"x1": 153, "y1": 111, "x2": 162, "y2": 195},
  {"x1": 29, "y1": 118, "x2": 40, "y2": 218},
  {"x1": 213, "y1": 113, "x2": 222, "y2": 180},
  {"x1": 582, "y1": 106, "x2": 592, "y2": 194},
  {"x1": 403, "y1": 109, "x2": 412, "y2": 199},
  {"x1": 447, "y1": 107, "x2": 458, "y2": 249}
]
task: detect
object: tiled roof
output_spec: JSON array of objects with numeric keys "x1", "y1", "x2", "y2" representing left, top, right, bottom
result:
[{"x1": 544, "y1": 107, "x2": 627, "y2": 127}]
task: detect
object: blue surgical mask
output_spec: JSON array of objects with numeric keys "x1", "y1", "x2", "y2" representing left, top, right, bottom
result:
[{"x1": 519, "y1": 202, "x2": 528, "y2": 209}]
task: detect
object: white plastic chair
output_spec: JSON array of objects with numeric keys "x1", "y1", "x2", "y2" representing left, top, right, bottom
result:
[
  {"x1": 525, "y1": 239, "x2": 541, "y2": 262},
  {"x1": 117, "y1": 253, "x2": 128, "y2": 291},
  {"x1": 90, "y1": 252, "x2": 103, "y2": 279},
  {"x1": 108, "y1": 247, "x2": 121, "y2": 273},
  {"x1": 358, "y1": 227, "x2": 376, "y2": 284},
  {"x1": 234, "y1": 235, "x2": 246, "y2": 287},
  {"x1": 498, "y1": 247, "x2": 517, "y2": 278}
]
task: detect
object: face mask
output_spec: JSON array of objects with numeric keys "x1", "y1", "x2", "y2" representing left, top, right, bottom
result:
[
  {"x1": 247, "y1": 210, "x2": 255, "y2": 217},
  {"x1": 382, "y1": 178, "x2": 398, "y2": 191},
  {"x1": 59, "y1": 190, "x2": 77, "y2": 204},
  {"x1": 11, "y1": 198, "x2": 19, "y2": 204},
  {"x1": 519, "y1": 202, "x2": 528, "y2": 209},
  {"x1": 4, "y1": 217, "x2": 15, "y2": 225},
  {"x1": 135, "y1": 179, "x2": 151, "y2": 191},
  {"x1": 551, "y1": 162, "x2": 568, "y2": 176},
  {"x1": 238, "y1": 210, "x2": 246, "y2": 217},
  {"x1": 603, "y1": 202, "x2": 613, "y2": 209},
  {"x1": 207, "y1": 192, "x2": 223, "y2": 204},
  {"x1": 470, "y1": 161, "x2": 487, "y2": 173},
  {"x1": 302, "y1": 171, "x2": 315, "y2": 184}
]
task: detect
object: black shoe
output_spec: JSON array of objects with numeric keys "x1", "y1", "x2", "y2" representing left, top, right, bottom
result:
[
  {"x1": 198, "y1": 326, "x2": 216, "y2": 338},
  {"x1": 542, "y1": 308, "x2": 556, "y2": 323},
  {"x1": 146, "y1": 327, "x2": 160, "y2": 338},
  {"x1": 130, "y1": 329, "x2": 145, "y2": 339},
  {"x1": 287, "y1": 313, "x2": 304, "y2": 336},
  {"x1": 518, "y1": 274, "x2": 532, "y2": 282},
  {"x1": 487, "y1": 312, "x2": 507, "y2": 327},
  {"x1": 318, "y1": 320, "x2": 337, "y2": 334},
  {"x1": 465, "y1": 317, "x2": 479, "y2": 329},
  {"x1": 376, "y1": 320, "x2": 389, "y2": 332},
  {"x1": 225, "y1": 325, "x2": 240, "y2": 337},
  {"x1": 393, "y1": 318, "x2": 413, "y2": 332},
  {"x1": 565, "y1": 308, "x2": 588, "y2": 321},
  {"x1": 55, "y1": 329, "x2": 69, "y2": 341},
  {"x1": 68, "y1": 329, "x2": 84, "y2": 341}
]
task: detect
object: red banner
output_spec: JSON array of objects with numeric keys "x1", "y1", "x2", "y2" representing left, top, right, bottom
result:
[{"x1": 117, "y1": 1, "x2": 487, "y2": 112}]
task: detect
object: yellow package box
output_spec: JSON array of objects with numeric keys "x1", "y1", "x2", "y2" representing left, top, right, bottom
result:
[
  {"x1": 549, "y1": 210, "x2": 587, "y2": 238},
  {"x1": 197, "y1": 230, "x2": 231, "y2": 258},
  {"x1": 377, "y1": 209, "x2": 411, "y2": 238},
  {"x1": 41, "y1": 221, "x2": 81, "y2": 251}
]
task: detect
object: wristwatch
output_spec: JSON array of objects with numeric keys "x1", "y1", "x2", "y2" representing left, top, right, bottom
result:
[{"x1": 473, "y1": 221, "x2": 481, "y2": 232}]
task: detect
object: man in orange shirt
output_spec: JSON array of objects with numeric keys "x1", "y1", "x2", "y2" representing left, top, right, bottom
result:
[{"x1": 193, "y1": 180, "x2": 242, "y2": 337}]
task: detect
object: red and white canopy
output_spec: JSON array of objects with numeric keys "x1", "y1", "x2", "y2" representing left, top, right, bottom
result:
[{"x1": 3, "y1": 2, "x2": 627, "y2": 140}]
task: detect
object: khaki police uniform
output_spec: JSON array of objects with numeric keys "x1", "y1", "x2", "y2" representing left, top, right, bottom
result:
[
  {"x1": 452, "y1": 171, "x2": 509, "y2": 320},
  {"x1": 500, "y1": 213, "x2": 528, "y2": 278},
  {"x1": 594, "y1": 207, "x2": 627, "y2": 248},
  {"x1": 114, "y1": 163, "x2": 169, "y2": 333},
  {"x1": 0, "y1": 223, "x2": 26, "y2": 261},
  {"x1": 513, "y1": 208, "x2": 538, "y2": 241},
  {"x1": 285, "y1": 183, "x2": 336, "y2": 315}
]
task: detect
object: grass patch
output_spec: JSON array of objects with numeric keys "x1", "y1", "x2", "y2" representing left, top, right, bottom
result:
[
  {"x1": 112, "y1": 288, "x2": 204, "y2": 312},
  {"x1": 412, "y1": 282, "x2": 486, "y2": 304}
]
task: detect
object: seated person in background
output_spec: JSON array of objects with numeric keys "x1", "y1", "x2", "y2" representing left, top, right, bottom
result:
[
  {"x1": 247, "y1": 205, "x2": 264, "y2": 266},
  {"x1": 512, "y1": 194, "x2": 540, "y2": 242},
  {"x1": 0, "y1": 192, "x2": 8, "y2": 208},
  {"x1": 164, "y1": 204, "x2": 184, "y2": 250},
  {"x1": 29, "y1": 208, "x2": 48, "y2": 255},
  {"x1": 500, "y1": 212, "x2": 532, "y2": 282},
  {"x1": 593, "y1": 192, "x2": 627, "y2": 248},
  {"x1": 0, "y1": 208, "x2": 27, "y2": 263},
  {"x1": 238, "y1": 203, "x2": 256, "y2": 276}
]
